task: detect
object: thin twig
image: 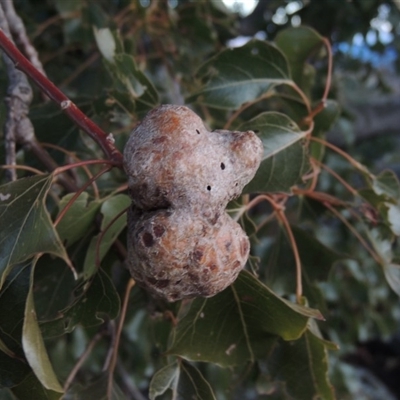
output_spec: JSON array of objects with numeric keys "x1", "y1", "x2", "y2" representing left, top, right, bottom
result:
[
  {"x1": 321, "y1": 37, "x2": 333, "y2": 103},
  {"x1": 63, "y1": 332, "x2": 104, "y2": 391},
  {"x1": 107, "y1": 278, "x2": 136, "y2": 399},
  {"x1": 310, "y1": 136, "x2": 371, "y2": 175},
  {"x1": 1, "y1": 164, "x2": 45, "y2": 175},
  {"x1": 95, "y1": 206, "x2": 129, "y2": 269},
  {"x1": 29, "y1": 139, "x2": 77, "y2": 191},
  {"x1": 0, "y1": 28, "x2": 123, "y2": 166},
  {"x1": 41, "y1": 142, "x2": 100, "y2": 199},
  {"x1": 267, "y1": 196, "x2": 303, "y2": 303},
  {"x1": 54, "y1": 165, "x2": 112, "y2": 227},
  {"x1": 312, "y1": 158, "x2": 358, "y2": 196}
]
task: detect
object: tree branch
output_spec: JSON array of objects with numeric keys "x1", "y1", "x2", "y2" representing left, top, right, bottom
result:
[
  {"x1": 0, "y1": 28, "x2": 124, "y2": 167},
  {"x1": 1, "y1": 0, "x2": 47, "y2": 76}
]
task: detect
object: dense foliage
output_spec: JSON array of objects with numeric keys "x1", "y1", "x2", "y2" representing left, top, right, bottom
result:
[{"x1": 1, "y1": 1, "x2": 400, "y2": 399}]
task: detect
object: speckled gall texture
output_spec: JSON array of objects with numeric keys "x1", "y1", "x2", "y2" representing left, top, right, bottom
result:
[{"x1": 123, "y1": 104, "x2": 263, "y2": 301}]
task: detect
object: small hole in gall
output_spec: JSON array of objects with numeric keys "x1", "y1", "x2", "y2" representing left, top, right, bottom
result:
[
  {"x1": 207, "y1": 185, "x2": 211, "y2": 191},
  {"x1": 196, "y1": 129, "x2": 200, "y2": 134},
  {"x1": 220, "y1": 163, "x2": 225, "y2": 170}
]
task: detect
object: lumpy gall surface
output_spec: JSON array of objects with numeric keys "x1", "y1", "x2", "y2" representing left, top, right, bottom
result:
[{"x1": 123, "y1": 104, "x2": 263, "y2": 301}]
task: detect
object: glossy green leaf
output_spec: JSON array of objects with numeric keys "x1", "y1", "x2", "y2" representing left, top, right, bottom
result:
[
  {"x1": 188, "y1": 39, "x2": 291, "y2": 109},
  {"x1": 0, "y1": 175, "x2": 69, "y2": 289},
  {"x1": 22, "y1": 257, "x2": 63, "y2": 393},
  {"x1": 276, "y1": 27, "x2": 324, "y2": 92},
  {"x1": 267, "y1": 329, "x2": 337, "y2": 400},
  {"x1": 241, "y1": 112, "x2": 310, "y2": 193},
  {"x1": 83, "y1": 194, "x2": 130, "y2": 278},
  {"x1": 40, "y1": 268, "x2": 120, "y2": 338},
  {"x1": 11, "y1": 372, "x2": 62, "y2": 400},
  {"x1": 56, "y1": 192, "x2": 101, "y2": 247},
  {"x1": 168, "y1": 271, "x2": 322, "y2": 367}
]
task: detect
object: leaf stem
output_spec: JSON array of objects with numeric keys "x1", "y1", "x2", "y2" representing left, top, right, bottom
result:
[
  {"x1": 312, "y1": 158, "x2": 358, "y2": 196},
  {"x1": 310, "y1": 136, "x2": 371, "y2": 175},
  {"x1": 272, "y1": 200, "x2": 303, "y2": 304},
  {"x1": 1, "y1": 164, "x2": 45, "y2": 175},
  {"x1": 107, "y1": 278, "x2": 136, "y2": 399},
  {"x1": 234, "y1": 193, "x2": 303, "y2": 302},
  {"x1": 54, "y1": 159, "x2": 114, "y2": 175},
  {"x1": 0, "y1": 28, "x2": 123, "y2": 167}
]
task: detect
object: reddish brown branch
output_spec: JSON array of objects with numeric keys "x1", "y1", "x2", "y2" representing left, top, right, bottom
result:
[{"x1": 0, "y1": 28, "x2": 123, "y2": 167}]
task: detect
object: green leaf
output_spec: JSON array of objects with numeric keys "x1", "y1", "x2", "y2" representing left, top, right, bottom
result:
[
  {"x1": 267, "y1": 329, "x2": 337, "y2": 400},
  {"x1": 22, "y1": 257, "x2": 63, "y2": 393},
  {"x1": 293, "y1": 226, "x2": 348, "y2": 282},
  {"x1": 93, "y1": 27, "x2": 116, "y2": 61},
  {"x1": 367, "y1": 171, "x2": 400, "y2": 236},
  {"x1": 56, "y1": 192, "x2": 101, "y2": 247},
  {"x1": 103, "y1": 53, "x2": 159, "y2": 109},
  {"x1": 40, "y1": 268, "x2": 120, "y2": 338},
  {"x1": 0, "y1": 262, "x2": 31, "y2": 358},
  {"x1": 177, "y1": 360, "x2": 216, "y2": 400},
  {"x1": 149, "y1": 362, "x2": 179, "y2": 400},
  {"x1": 33, "y1": 257, "x2": 78, "y2": 322},
  {"x1": 149, "y1": 360, "x2": 216, "y2": 400},
  {"x1": 65, "y1": 372, "x2": 125, "y2": 400},
  {"x1": 387, "y1": 203, "x2": 400, "y2": 236},
  {"x1": 11, "y1": 372, "x2": 62, "y2": 400},
  {"x1": 0, "y1": 262, "x2": 32, "y2": 388},
  {"x1": 168, "y1": 271, "x2": 322, "y2": 367},
  {"x1": 311, "y1": 100, "x2": 341, "y2": 160},
  {"x1": 240, "y1": 112, "x2": 310, "y2": 193},
  {"x1": 367, "y1": 225, "x2": 400, "y2": 296},
  {"x1": 275, "y1": 27, "x2": 324, "y2": 92},
  {"x1": 83, "y1": 194, "x2": 130, "y2": 278},
  {"x1": 0, "y1": 175, "x2": 69, "y2": 289},
  {"x1": 371, "y1": 170, "x2": 400, "y2": 201},
  {"x1": 188, "y1": 39, "x2": 290, "y2": 110},
  {"x1": 0, "y1": 351, "x2": 31, "y2": 389}
]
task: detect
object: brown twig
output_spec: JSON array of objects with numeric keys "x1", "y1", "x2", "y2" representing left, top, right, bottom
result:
[
  {"x1": 95, "y1": 206, "x2": 129, "y2": 269},
  {"x1": 0, "y1": 28, "x2": 124, "y2": 167},
  {"x1": 54, "y1": 165, "x2": 112, "y2": 227},
  {"x1": 106, "y1": 278, "x2": 136, "y2": 399},
  {"x1": 63, "y1": 332, "x2": 104, "y2": 391}
]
